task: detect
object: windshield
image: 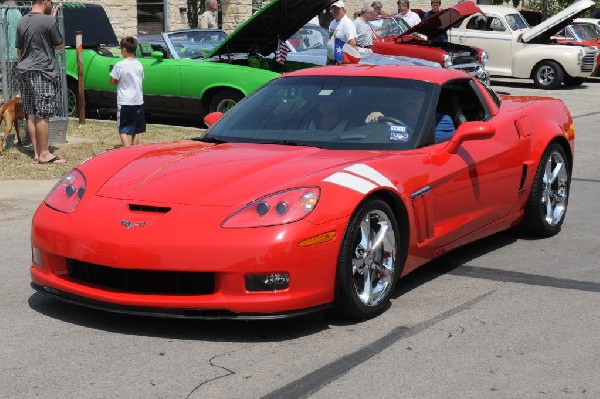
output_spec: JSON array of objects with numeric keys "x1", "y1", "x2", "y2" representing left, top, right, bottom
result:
[
  {"x1": 165, "y1": 30, "x2": 227, "y2": 59},
  {"x1": 288, "y1": 24, "x2": 329, "y2": 51},
  {"x1": 570, "y1": 23, "x2": 600, "y2": 40},
  {"x1": 505, "y1": 13, "x2": 529, "y2": 31},
  {"x1": 368, "y1": 17, "x2": 410, "y2": 38},
  {"x1": 206, "y1": 75, "x2": 435, "y2": 150}
]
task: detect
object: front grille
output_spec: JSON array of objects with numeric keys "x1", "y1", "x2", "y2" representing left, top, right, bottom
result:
[
  {"x1": 451, "y1": 50, "x2": 476, "y2": 65},
  {"x1": 67, "y1": 259, "x2": 214, "y2": 295},
  {"x1": 581, "y1": 48, "x2": 596, "y2": 73}
]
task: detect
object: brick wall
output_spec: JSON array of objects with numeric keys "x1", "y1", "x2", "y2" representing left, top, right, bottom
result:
[{"x1": 79, "y1": 0, "x2": 456, "y2": 38}]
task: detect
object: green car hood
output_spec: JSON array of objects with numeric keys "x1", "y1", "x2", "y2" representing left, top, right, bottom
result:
[
  {"x1": 208, "y1": 0, "x2": 336, "y2": 58},
  {"x1": 62, "y1": 3, "x2": 118, "y2": 47}
]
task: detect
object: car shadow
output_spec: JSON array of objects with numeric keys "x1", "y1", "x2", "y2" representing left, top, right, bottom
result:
[
  {"x1": 27, "y1": 229, "x2": 522, "y2": 340},
  {"x1": 490, "y1": 78, "x2": 596, "y2": 91}
]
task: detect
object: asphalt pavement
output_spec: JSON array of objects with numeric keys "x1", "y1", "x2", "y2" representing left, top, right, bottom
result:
[{"x1": 0, "y1": 77, "x2": 598, "y2": 399}]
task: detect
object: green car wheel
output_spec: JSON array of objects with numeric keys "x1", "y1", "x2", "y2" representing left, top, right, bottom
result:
[{"x1": 209, "y1": 89, "x2": 243, "y2": 113}]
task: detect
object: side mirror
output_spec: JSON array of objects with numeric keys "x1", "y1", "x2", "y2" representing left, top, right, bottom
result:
[
  {"x1": 151, "y1": 51, "x2": 164, "y2": 60},
  {"x1": 203, "y1": 111, "x2": 223, "y2": 127},
  {"x1": 445, "y1": 121, "x2": 495, "y2": 154}
]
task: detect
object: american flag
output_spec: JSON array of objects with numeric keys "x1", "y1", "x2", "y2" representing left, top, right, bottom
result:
[{"x1": 275, "y1": 39, "x2": 290, "y2": 65}]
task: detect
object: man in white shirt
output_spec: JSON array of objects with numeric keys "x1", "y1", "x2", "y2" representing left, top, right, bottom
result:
[
  {"x1": 199, "y1": 0, "x2": 218, "y2": 29},
  {"x1": 328, "y1": 1, "x2": 357, "y2": 46},
  {"x1": 396, "y1": 0, "x2": 421, "y2": 27},
  {"x1": 354, "y1": 3, "x2": 376, "y2": 49}
]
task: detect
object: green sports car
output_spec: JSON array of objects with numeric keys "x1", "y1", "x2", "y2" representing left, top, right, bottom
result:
[{"x1": 63, "y1": 0, "x2": 335, "y2": 118}]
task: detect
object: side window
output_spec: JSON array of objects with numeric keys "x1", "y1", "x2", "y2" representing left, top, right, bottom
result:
[
  {"x1": 432, "y1": 80, "x2": 489, "y2": 144},
  {"x1": 466, "y1": 16, "x2": 486, "y2": 31},
  {"x1": 487, "y1": 17, "x2": 506, "y2": 32}
]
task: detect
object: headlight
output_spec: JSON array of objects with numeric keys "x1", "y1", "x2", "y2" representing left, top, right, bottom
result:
[
  {"x1": 222, "y1": 187, "x2": 320, "y2": 228},
  {"x1": 480, "y1": 51, "x2": 489, "y2": 65},
  {"x1": 44, "y1": 169, "x2": 86, "y2": 213},
  {"x1": 577, "y1": 49, "x2": 584, "y2": 65},
  {"x1": 443, "y1": 54, "x2": 452, "y2": 68}
]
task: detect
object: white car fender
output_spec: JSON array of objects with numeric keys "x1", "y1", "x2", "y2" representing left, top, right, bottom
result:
[{"x1": 511, "y1": 44, "x2": 589, "y2": 78}]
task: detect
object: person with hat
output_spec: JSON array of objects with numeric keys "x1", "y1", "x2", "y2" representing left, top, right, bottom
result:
[
  {"x1": 371, "y1": 1, "x2": 386, "y2": 16},
  {"x1": 328, "y1": 1, "x2": 357, "y2": 47}
]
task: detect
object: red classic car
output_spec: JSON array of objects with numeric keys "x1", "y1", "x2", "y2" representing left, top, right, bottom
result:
[
  {"x1": 552, "y1": 19, "x2": 600, "y2": 75},
  {"x1": 371, "y1": 2, "x2": 489, "y2": 83},
  {"x1": 31, "y1": 65, "x2": 573, "y2": 320}
]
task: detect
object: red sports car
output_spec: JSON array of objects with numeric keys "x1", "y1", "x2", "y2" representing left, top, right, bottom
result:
[{"x1": 30, "y1": 65, "x2": 574, "y2": 320}]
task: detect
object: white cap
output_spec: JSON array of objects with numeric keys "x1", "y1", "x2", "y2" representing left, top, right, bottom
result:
[{"x1": 331, "y1": 1, "x2": 345, "y2": 8}]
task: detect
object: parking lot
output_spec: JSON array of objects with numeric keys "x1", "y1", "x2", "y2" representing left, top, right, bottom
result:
[{"x1": 1, "y1": 77, "x2": 599, "y2": 399}]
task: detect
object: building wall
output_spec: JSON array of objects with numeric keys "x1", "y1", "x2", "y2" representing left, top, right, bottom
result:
[{"x1": 82, "y1": 0, "x2": 449, "y2": 38}]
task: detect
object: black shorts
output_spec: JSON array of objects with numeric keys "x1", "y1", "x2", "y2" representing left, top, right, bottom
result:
[{"x1": 117, "y1": 105, "x2": 146, "y2": 135}]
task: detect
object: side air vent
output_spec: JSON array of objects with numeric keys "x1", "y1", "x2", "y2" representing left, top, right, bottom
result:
[
  {"x1": 519, "y1": 164, "x2": 528, "y2": 191},
  {"x1": 128, "y1": 204, "x2": 171, "y2": 213}
]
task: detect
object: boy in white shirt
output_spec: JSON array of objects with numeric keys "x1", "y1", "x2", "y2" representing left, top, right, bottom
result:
[{"x1": 109, "y1": 36, "x2": 145, "y2": 147}]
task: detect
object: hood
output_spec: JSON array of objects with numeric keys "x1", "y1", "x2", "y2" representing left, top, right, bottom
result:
[
  {"x1": 95, "y1": 141, "x2": 376, "y2": 206},
  {"x1": 62, "y1": 4, "x2": 119, "y2": 47},
  {"x1": 208, "y1": 0, "x2": 336, "y2": 57},
  {"x1": 403, "y1": 2, "x2": 483, "y2": 40},
  {"x1": 522, "y1": 0, "x2": 595, "y2": 44}
]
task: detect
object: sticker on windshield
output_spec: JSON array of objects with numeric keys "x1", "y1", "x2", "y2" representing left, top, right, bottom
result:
[{"x1": 389, "y1": 125, "x2": 409, "y2": 142}]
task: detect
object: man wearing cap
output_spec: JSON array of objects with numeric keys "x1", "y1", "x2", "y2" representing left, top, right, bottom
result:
[
  {"x1": 354, "y1": 3, "x2": 376, "y2": 49},
  {"x1": 396, "y1": 0, "x2": 421, "y2": 27},
  {"x1": 328, "y1": 1, "x2": 357, "y2": 47},
  {"x1": 371, "y1": 1, "x2": 386, "y2": 16}
]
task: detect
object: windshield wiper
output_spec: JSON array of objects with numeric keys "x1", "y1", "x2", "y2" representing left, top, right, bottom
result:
[
  {"x1": 262, "y1": 140, "x2": 324, "y2": 149},
  {"x1": 194, "y1": 136, "x2": 228, "y2": 144}
]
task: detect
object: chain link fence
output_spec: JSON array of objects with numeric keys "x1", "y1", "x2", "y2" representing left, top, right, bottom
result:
[{"x1": 1, "y1": 3, "x2": 68, "y2": 147}]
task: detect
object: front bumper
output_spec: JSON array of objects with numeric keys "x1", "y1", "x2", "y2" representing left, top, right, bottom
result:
[
  {"x1": 30, "y1": 199, "x2": 344, "y2": 317},
  {"x1": 449, "y1": 63, "x2": 490, "y2": 85}
]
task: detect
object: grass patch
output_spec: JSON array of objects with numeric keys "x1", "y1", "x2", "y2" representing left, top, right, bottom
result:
[{"x1": 0, "y1": 118, "x2": 203, "y2": 180}]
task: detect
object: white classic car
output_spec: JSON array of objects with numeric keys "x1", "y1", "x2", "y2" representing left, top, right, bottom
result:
[{"x1": 448, "y1": 0, "x2": 598, "y2": 89}]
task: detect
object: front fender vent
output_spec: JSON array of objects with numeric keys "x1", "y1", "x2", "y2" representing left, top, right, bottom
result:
[{"x1": 128, "y1": 204, "x2": 171, "y2": 214}]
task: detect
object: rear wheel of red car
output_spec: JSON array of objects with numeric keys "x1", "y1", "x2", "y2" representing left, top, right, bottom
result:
[
  {"x1": 533, "y1": 61, "x2": 563, "y2": 90},
  {"x1": 563, "y1": 76, "x2": 585, "y2": 87},
  {"x1": 209, "y1": 89, "x2": 243, "y2": 113},
  {"x1": 335, "y1": 199, "x2": 401, "y2": 319},
  {"x1": 520, "y1": 143, "x2": 570, "y2": 237}
]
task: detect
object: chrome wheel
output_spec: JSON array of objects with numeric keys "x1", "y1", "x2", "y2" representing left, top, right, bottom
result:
[
  {"x1": 541, "y1": 150, "x2": 568, "y2": 226},
  {"x1": 536, "y1": 65, "x2": 555, "y2": 86},
  {"x1": 521, "y1": 143, "x2": 570, "y2": 237},
  {"x1": 533, "y1": 61, "x2": 563, "y2": 90},
  {"x1": 351, "y1": 209, "x2": 397, "y2": 306}
]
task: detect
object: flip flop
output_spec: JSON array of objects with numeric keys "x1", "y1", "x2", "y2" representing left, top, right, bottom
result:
[{"x1": 38, "y1": 156, "x2": 66, "y2": 164}]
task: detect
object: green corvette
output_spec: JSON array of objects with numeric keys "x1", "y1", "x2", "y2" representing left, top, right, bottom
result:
[{"x1": 63, "y1": 0, "x2": 335, "y2": 118}]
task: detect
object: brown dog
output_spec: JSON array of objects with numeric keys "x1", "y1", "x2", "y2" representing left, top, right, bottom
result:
[{"x1": 0, "y1": 97, "x2": 26, "y2": 150}]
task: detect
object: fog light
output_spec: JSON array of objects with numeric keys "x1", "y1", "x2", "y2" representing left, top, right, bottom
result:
[
  {"x1": 246, "y1": 273, "x2": 289, "y2": 291},
  {"x1": 32, "y1": 247, "x2": 42, "y2": 266}
]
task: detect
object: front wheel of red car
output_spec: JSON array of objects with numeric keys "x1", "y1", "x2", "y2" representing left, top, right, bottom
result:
[
  {"x1": 335, "y1": 199, "x2": 401, "y2": 319},
  {"x1": 209, "y1": 89, "x2": 243, "y2": 114},
  {"x1": 520, "y1": 143, "x2": 571, "y2": 237}
]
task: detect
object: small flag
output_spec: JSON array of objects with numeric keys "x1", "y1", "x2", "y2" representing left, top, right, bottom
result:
[
  {"x1": 276, "y1": 39, "x2": 290, "y2": 65},
  {"x1": 333, "y1": 37, "x2": 361, "y2": 64}
]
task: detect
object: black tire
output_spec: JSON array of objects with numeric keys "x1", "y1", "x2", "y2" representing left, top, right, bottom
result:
[
  {"x1": 520, "y1": 143, "x2": 570, "y2": 237},
  {"x1": 335, "y1": 199, "x2": 401, "y2": 319},
  {"x1": 533, "y1": 61, "x2": 563, "y2": 90},
  {"x1": 563, "y1": 76, "x2": 585, "y2": 87},
  {"x1": 67, "y1": 79, "x2": 79, "y2": 117},
  {"x1": 208, "y1": 89, "x2": 243, "y2": 113}
]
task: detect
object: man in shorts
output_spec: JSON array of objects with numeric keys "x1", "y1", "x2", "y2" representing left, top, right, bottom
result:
[{"x1": 16, "y1": 0, "x2": 64, "y2": 163}]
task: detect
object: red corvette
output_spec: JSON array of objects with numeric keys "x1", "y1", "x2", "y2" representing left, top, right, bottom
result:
[{"x1": 30, "y1": 65, "x2": 574, "y2": 320}]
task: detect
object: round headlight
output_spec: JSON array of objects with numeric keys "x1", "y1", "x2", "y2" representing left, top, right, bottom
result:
[
  {"x1": 577, "y1": 49, "x2": 584, "y2": 65},
  {"x1": 443, "y1": 54, "x2": 452, "y2": 68}
]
